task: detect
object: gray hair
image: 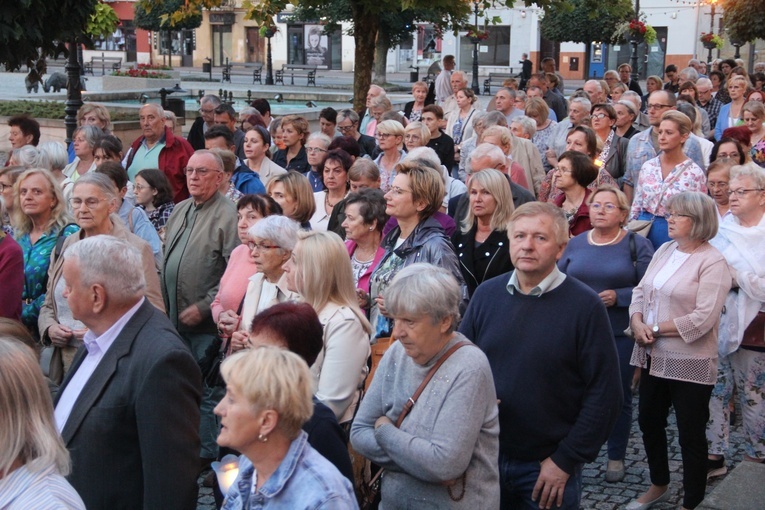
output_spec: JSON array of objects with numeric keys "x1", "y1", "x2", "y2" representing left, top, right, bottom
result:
[
  {"x1": 696, "y1": 77, "x2": 713, "y2": 90},
  {"x1": 679, "y1": 67, "x2": 699, "y2": 83},
  {"x1": 570, "y1": 97, "x2": 592, "y2": 112},
  {"x1": 452, "y1": 70, "x2": 468, "y2": 84},
  {"x1": 11, "y1": 145, "x2": 48, "y2": 169},
  {"x1": 384, "y1": 263, "x2": 461, "y2": 333},
  {"x1": 666, "y1": 191, "x2": 718, "y2": 242},
  {"x1": 508, "y1": 202, "x2": 569, "y2": 245},
  {"x1": 621, "y1": 91, "x2": 643, "y2": 112},
  {"x1": 604, "y1": 70, "x2": 619, "y2": 81},
  {"x1": 510, "y1": 116, "x2": 537, "y2": 138},
  {"x1": 72, "y1": 172, "x2": 118, "y2": 198},
  {"x1": 306, "y1": 132, "x2": 331, "y2": 148},
  {"x1": 200, "y1": 95, "x2": 222, "y2": 107},
  {"x1": 248, "y1": 215, "x2": 300, "y2": 252},
  {"x1": 616, "y1": 100, "x2": 638, "y2": 117},
  {"x1": 482, "y1": 111, "x2": 509, "y2": 128},
  {"x1": 239, "y1": 107, "x2": 258, "y2": 118},
  {"x1": 730, "y1": 162, "x2": 765, "y2": 189},
  {"x1": 498, "y1": 87, "x2": 517, "y2": 99},
  {"x1": 64, "y1": 235, "x2": 146, "y2": 302},
  {"x1": 191, "y1": 149, "x2": 224, "y2": 172},
  {"x1": 37, "y1": 141, "x2": 68, "y2": 172},
  {"x1": 402, "y1": 146, "x2": 441, "y2": 168},
  {"x1": 469, "y1": 143, "x2": 506, "y2": 172},
  {"x1": 338, "y1": 109, "x2": 359, "y2": 124},
  {"x1": 73, "y1": 125, "x2": 104, "y2": 150},
  {"x1": 140, "y1": 103, "x2": 164, "y2": 118}
]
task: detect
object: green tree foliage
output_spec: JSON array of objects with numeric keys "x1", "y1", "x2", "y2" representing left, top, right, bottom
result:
[
  {"x1": 134, "y1": 0, "x2": 203, "y2": 31},
  {"x1": 0, "y1": 0, "x2": 98, "y2": 70},
  {"x1": 86, "y1": 3, "x2": 120, "y2": 40},
  {"x1": 540, "y1": 0, "x2": 633, "y2": 45},
  {"x1": 722, "y1": 0, "x2": 765, "y2": 43}
]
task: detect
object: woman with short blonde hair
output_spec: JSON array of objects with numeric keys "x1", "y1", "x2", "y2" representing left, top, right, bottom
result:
[
  {"x1": 267, "y1": 171, "x2": 316, "y2": 228},
  {"x1": 404, "y1": 81, "x2": 431, "y2": 122},
  {"x1": 374, "y1": 119, "x2": 406, "y2": 191},
  {"x1": 282, "y1": 230, "x2": 372, "y2": 424},
  {"x1": 404, "y1": 121, "x2": 431, "y2": 152},
  {"x1": 0, "y1": 337, "x2": 85, "y2": 508}
]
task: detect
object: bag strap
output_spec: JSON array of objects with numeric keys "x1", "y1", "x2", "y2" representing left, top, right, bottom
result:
[
  {"x1": 629, "y1": 231, "x2": 637, "y2": 281},
  {"x1": 395, "y1": 340, "x2": 470, "y2": 427}
]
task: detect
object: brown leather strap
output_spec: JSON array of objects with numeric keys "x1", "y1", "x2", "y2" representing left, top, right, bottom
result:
[{"x1": 395, "y1": 340, "x2": 471, "y2": 428}]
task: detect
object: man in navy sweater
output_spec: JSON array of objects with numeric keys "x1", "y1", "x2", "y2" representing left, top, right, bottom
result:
[{"x1": 460, "y1": 202, "x2": 622, "y2": 509}]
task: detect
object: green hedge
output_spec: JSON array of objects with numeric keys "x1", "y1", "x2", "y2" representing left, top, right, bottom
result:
[{"x1": 0, "y1": 101, "x2": 138, "y2": 121}]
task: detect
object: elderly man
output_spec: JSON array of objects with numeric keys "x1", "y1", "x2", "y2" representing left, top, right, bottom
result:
[
  {"x1": 204, "y1": 125, "x2": 265, "y2": 195},
  {"x1": 213, "y1": 103, "x2": 246, "y2": 160},
  {"x1": 336, "y1": 109, "x2": 377, "y2": 157},
  {"x1": 126, "y1": 103, "x2": 195, "y2": 203},
  {"x1": 162, "y1": 149, "x2": 239, "y2": 468},
  {"x1": 618, "y1": 63, "x2": 643, "y2": 96},
  {"x1": 696, "y1": 77, "x2": 723, "y2": 131},
  {"x1": 583, "y1": 80, "x2": 606, "y2": 105},
  {"x1": 678, "y1": 66, "x2": 699, "y2": 85},
  {"x1": 435, "y1": 54, "x2": 456, "y2": 106},
  {"x1": 623, "y1": 90, "x2": 706, "y2": 202},
  {"x1": 688, "y1": 59, "x2": 707, "y2": 79},
  {"x1": 528, "y1": 73, "x2": 567, "y2": 122},
  {"x1": 187, "y1": 94, "x2": 221, "y2": 150},
  {"x1": 359, "y1": 85, "x2": 386, "y2": 135},
  {"x1": 622, "y1": 91, "x2": 650, "y2": 131},
  {"x1": 495, "y1": 87, "x2": 524, "y2": 124},
  {"x1": 548, "y1": 97, "x2": 591, "y2": 159},
  {"x1": 442, "y1": 70, "x2": 470, "y2": 119},
  {"x1": 460, "y1": 202, "x2": 621, "y2": 510},
  {"x1": 54, "y1": 235, "x2": 201, "y2": 510},
  {"x1": 449, "y1": 143, "x2": 535, "y2": 220}
]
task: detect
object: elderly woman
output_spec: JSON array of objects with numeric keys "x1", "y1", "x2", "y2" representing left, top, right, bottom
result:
[
  {"x1": 61, "y1": 125, "x2": 102, "y2": 184},
  {"x1": 525, "y1": 97, "x2": 558, "y2": 172},
  {"x1": 311, "y1": 149, "x2": 352, "y2": 231},
  {"x1": 342, "y1": 188, "x2": 388, "y2": 310},
  {"x1": 351, "y1": 263, "x2": 500, "y2": 508},
  {"x1": 267, "y1": 171, "x2": 316, "y2": 230},
  {"x1": 373, "y1": 120, "x2": 406, "y2": 192},
  {"x1": 243, "y1": 126, "x2": 286, "y2": 187},
  {"x1": 446, "y1": 88, "x2": 480, "y2": 165},
  {"x1": 452, "y1": 169, "x2": 514, "y2": 298},
  {"x1": 631, "y1": 111, "x2": 708, "y2": 250},
  {"x1": 591, "y1": 103, "x2": 629, "y2": 180},
  {"x1": 627, "y1": 192, "x2": 731, "y2": 510},
  {"x1": 9, "y1": 145, "x2": 48, "y2": 168},
  {"x1": 706, "y1": 164, "x2": 765, "y2": 477},
  {"x1": 715, "y1": 76, "x2": 750, "y2": 141},
  {"x1": 366, "y1": 95, "x2": 393, "y2": 137},
  {"x1": 742, "y1": 101, "x2": 765, "y2": 167},
  {"x1": 215, "y1": 347, "x2": 357, "y2": 508},
  {"x1": 7, "y1": 115, "x2": 40, "y2": 150},
  {"x1": 0, "y1": 338, "x2": 85, "y2": 508},
  {"x1": 370, "y1": 161, "x2": 464, "y2": 338},
  {"x1": 272, "y1": 115, "x2": 310, "y2": 174},
  {"x1": 12, "y1": 168, "x2": 78, "y2": 337},
  {"x1": 480, "y1": 125, "x2": 531, "y2": 191},
  {"x1": 282, "y1": 230, "x2": 372, "y2": 424},
  {"x1": 404, "y1": 81, "x2": 432, "y2": 122},
  {"x1": 222, "y1": 215, "x2": 299, "y2": 353},
  {"x1": 552, "y1": 151, "x2": 599, "y2": 237},
  {"x1": 37, "y1": 142, "x2": 69, "y2": 186},
  {"x1": 305, "y1": 132, "x2": 331, "y2": 192},
  {"x1": 212, "y1": 195, "x2": 284, "y2": 343},
  {"x1": 134, "y1": 168, "x2": 175, "y2": 239},
  {"x1": 559, "y1": 186, "x2": 654, "y2": 483},
  {"x1": 614, "y1": 100, "x2": 640, "y2": 139},
  {"x1": 404, "y1": 121, "x2": 431, "y2": 153},
  {"x1": 0, "y1": 166, "x2": 26, "y2": 235},
  {"x1": 37, "y1": 173, "x2": 163, "y2": 374},
  {"x1": 706, "y1": 160, "x2": 735, "y2": 221}
]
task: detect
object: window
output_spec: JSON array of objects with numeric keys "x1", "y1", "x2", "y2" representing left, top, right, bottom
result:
[{"x1": 459, "y1": 26, "x2": 511, "y2": 70}]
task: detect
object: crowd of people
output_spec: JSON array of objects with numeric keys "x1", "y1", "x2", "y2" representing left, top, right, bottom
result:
[{"x1": 1, "y1": 55, "x2": 764, "y2": 510}]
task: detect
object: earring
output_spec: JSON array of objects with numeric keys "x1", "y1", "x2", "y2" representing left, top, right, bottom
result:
[
  {"x1": 258, "y1": 434, "x2": 268, "y2": 443},
  {"x1": 369, "y1": 227, "x2": 373, "y2": 231}
]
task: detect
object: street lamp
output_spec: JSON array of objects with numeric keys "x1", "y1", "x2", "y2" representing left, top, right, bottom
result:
[
  {"x1": 471, "y1": 0, "x2": 480, "y2": 94},
  {"x1": 263, "y1": 26, "x2": 276, "y2": 85},
  {"x1": 630, "y1": 0, "x2": 641, "y2": 83},
  {"x1": 65, "y1": 38, "x2": 84, "y2": 144},
  {"x1": 706, "y1": 0, "x2": 718, "y2": 64}
]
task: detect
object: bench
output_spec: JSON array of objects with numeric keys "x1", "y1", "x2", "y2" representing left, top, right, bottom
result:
[
  {"x1": 84, "y1": 56, "x2": 122, "y2": 75},
  {"x1": 221, "y1": 62, "x2": 264, "y2": 84},
  {"x1": 275, "y1": 64, "x2": 318, "y2": 86},
  {"x1": 482, "y1": 71, "x2": 520, "y2": 95}
]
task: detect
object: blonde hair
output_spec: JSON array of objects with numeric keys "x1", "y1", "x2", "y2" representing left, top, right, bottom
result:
[
  {"x1": 221, "y1": 346, "x2": 314, "y2": 438},
  {"x1": 480, "y1": 125, "x2": 512, "y2": 155},
  {"x1": 743, "y1": 100, "x2": 765, "y2": 120},
  {"x1": 376, "y1": 119, "x2": 405, "y2": 137},
  {"x1": 280, "y1": 115, "x2": 310, "y2": 145},
  {"x1": 461, "y1": 168, "x2": 514, "y2": 233},
  {"x1": 405, "y1": 121, "x2": 431, "y2": 145},
  {"x1": 394, "y1": 160, "x2": 444, "y2": 219},
  {"x1": 13, "y1": 168, "x2": 73, "y2": 237},
  {"x1": 525, "y1": 97, "x2": 549, "y2": 124},
  {"x1": 660, "y1": 110, "x2": 693, "y2": 136},
  {"x1": 292, "y1": 231, "x2": 371, "y2": 334},
  {"x1": 0, "y1": 337, "x2": 71, "y2": 477},
  {"x1": 77, "y1": 103, "x2": 112, "y2": 132},
  {"x1": 267, "y1": 172, "x2": 316, "y2": 224}
]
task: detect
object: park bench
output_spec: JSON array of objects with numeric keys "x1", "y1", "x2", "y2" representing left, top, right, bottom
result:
[
  {"x1": 84, "y1": 56, "x2": 123, "y2": 75},
  {"x1": 483, "y1": 71, "x2": 520, "y2": 95},
  {"x1": 275, "y1": 64, "x2": 318, "y2": 86},
  {"x1": 221, "y1": 62, "x2": 264, "y2": 84}
]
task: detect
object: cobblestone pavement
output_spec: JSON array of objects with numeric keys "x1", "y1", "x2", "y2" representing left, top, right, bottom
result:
[{"x1": 196, "y1": 394, "x2": 748, "y2": 509}]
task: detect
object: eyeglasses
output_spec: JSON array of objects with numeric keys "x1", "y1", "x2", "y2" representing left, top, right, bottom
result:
[
  {"x1": 305, "y1": 147, "x2": 327, "y2": 154},
  {"x1": 554, "y1": 167, "x2": 572, "y2": 174},
  {"x1": 404, "y1": 134, "x2": 421, "y2": 141},
  {"x1": 375, "y1": 133, "x2": 394, "y2": 140},
  {"x1": 199, "y1": 108, "x2": 215, "y2": 114},
  {"x1": 248, "y1": 241, "x2": 280, "y2": 252},
  {"x1": 134, "y1": 183, "x2": 153, "y2": 191},
  {"x1": 716, "y1": 153, "x2": 740, "y2": 160},
  {"x1": 337, "y1": 123, "x2": 355, "y2": 132},
  {"x1": 591, "y1": 113, "x2": 611, "y2": 120},
  {"x1": 666, "y1": 212, "x2": 692, "y2": 219},
  {"x1": 184, "y1": 167, "x2": 219, "y2": 176},
  {"x1": 388, "y1": 186, "x2": 411, "y2": 196},
  {"x1": 727, "y1": 188, "x2": 764, "y2": 197},
  {"x1": 0, "y1": 183, "x2": 12, "y2": 193},
  {"x1": 590, "y1": 203, "x2": 619, "y2": 212},
  {"x1": 646, "y1": 104, "x2": 673, "y2": 111},
  {"x1": 707, "y1": 181, "x2": 729, "y2": 189},
  {"x1": 69, "y1": 197, "x2": 109, "y2": 209}
]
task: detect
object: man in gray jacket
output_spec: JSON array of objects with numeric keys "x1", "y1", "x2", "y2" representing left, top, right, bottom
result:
[{"x1": 162, "y1": 149, "x2": 239, "y2": 468}]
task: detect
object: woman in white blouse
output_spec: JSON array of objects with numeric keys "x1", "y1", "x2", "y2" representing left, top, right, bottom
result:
[{"x1": 310, "y1": 149, "x2": 352, "y2": 231}]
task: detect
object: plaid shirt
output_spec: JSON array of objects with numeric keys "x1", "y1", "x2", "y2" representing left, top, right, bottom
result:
[
  {"x1": 699, "y1": 96, "x2": 723, "y2": 131},
  {"x1": 142, "y1": 201, "x2": 174, "y2": 233}
]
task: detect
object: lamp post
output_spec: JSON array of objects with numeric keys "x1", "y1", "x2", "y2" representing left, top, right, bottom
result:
[
  {"x1": 707, "y1": 0, "x2": 718, "y2": 64},
  {"x1": 263, "y1": 26, "x2": 276, "y2": 85},
  {"x1": 630, "y1": 0, "x2": 640, "y2": 83},
  {"x1": 64, "y1": 38, "x2": 83, "y2": 144},
  {"x1": 471, "y1": 0, "x2": 480, "y2": 94}
]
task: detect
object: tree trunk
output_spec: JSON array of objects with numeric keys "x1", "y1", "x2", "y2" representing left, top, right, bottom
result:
[
  {"x1": 372, "y1": 33, "x2": 390, "y2": 85},
  {"x1": 351, "y1": 7, "x2": 378, "y2": 111}
]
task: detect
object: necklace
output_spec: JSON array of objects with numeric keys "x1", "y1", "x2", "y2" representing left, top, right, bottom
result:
[
  {"x1": 588, "y1": 229, "x2": 622, "y2": 246},
  {"x1": 325, "y1": 193, "x2": 340, "y2": 209}
]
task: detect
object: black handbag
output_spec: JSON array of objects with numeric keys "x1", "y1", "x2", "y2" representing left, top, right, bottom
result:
[{"x1": 199, "y1": 335, "x2": 230, "y2": 387}]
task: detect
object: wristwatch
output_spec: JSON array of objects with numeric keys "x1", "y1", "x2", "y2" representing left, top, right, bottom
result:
[{"x1": 652, "y1": 324, "x2": 660, "y2": 335}]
